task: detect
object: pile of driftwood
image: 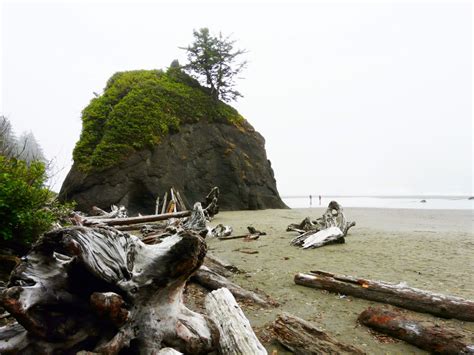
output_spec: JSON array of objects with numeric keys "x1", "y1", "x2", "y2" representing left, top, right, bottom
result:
[
  {"x1": 287, "y1": 201, "x2": 356, "y2": 248},
  {"x1": 0, "y1": 189, "x2": 275, "y2": 354},
  {"x1": 294, "y1": 270, "x2": 474, "y2": 353},
  {"x1": 154, "y1": 187, "x2": 188, "y2": 215}
]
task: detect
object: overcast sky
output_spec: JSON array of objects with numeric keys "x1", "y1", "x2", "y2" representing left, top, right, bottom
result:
[{"x1": 1, "y1": 1, "x2": 472, "y2": 196}]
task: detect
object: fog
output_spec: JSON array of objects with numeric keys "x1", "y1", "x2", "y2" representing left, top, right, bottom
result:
[{"x1": 2, "y1": 1, "x2": 472, "y2": 196}]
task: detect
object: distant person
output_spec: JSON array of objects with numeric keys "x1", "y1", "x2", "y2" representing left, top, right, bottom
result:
[
  {"x1": 309, "y1": 195, "x2": 312, "y2": 207},
  {"x1": 319, "y1": 195, "x2": 322, "y2": 205}
]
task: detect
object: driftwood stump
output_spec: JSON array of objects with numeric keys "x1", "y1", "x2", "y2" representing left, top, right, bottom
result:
[
  {"x1": 289, "y1": 201, "x2": 356, "y2": 249},
  {"x1": 0, "y1": 226, "x2": 219, "y2": 354}
]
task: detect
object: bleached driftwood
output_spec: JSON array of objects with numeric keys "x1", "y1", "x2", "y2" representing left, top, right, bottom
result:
[
  {"x1": 0, "y1": 226, "x2": 219, "y2": 353},
  {"x1": 208, "y1": 224, "x2": 233, "y2": 239},
  {"x1": 157, "y1": 347, "x2": 183, "y2": 355},
  {"x1": 205, "y1": 253, "x2": 240, "y2": 274},
  {"x1": 290, "y1": 201, "x2": 355, "y2": 249},
  {"x1": 83, "y1": 210, "x2": 191, "y2": 226},
  {"x1": 295, "y1": 270, "x2": 474, "y2": 321},
  {"x1": 89, "y1": 205, "x2": 127, "y2": 220},
  {"x1": 218, "y1": 226, "x2": 266, "y2": 241},
  {"x1": 273, "y1": 313, "x2": 364, "y2": 354},
  {"x1": 358, "y1": 307, "x2": 474, "y2": 354},
  {"x1": 205, "y1": 288, "x2": 267, "y2": 355},
  {"x1": 203, "y1": 186, "x2": 219, "y2": 218},
  {"x1": 193, "y1": 266, "x2": 269, "y2": 307}
]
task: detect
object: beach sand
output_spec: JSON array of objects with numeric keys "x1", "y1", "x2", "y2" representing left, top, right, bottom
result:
[{"x1": 207, "y1": 207, "x2": 474, "y2": 354}]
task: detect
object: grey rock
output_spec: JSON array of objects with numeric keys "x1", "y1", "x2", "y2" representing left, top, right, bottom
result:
[{"x1": 59, "y1": 121, "x2": 287, "y2": 214}]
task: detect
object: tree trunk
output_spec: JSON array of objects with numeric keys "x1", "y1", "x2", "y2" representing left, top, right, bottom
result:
[
  {"x1": 295, "y1": 271, "x2": 474, "y2": 321},
  {"x1": 0, "y1": 226, "x2": 219, "y2": 354},
  {"x1": 273, "y1": 312, "x2": 365, "y2": 354},
  {"x1": 289, "y1": 201, "x2": 355, "y2": 249},
  {"x1": 358, "y1": 307, "x2": 474, "y2": 354},
  {"x1": 205, "y1": 288, "x2": 267, "y2": 355}
]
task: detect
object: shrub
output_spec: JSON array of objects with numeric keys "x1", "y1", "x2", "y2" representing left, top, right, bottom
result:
[
  {"x1": 0, "y1": 156, "x2": 73, "y2": 244},
  {"x1": 73, "y1": 67, "x2": 244, "y2": 172}
]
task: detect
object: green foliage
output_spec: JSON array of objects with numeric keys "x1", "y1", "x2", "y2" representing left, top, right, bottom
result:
[
  {"x1": 0, "y1": 157, "x2": 74, "y2": 244},
  {"x1": 181, "y1": 28, "x2": 247, "y2": 102},
  {"x1": 73, "y1": 68, "x2": 243, "y2": 171}
]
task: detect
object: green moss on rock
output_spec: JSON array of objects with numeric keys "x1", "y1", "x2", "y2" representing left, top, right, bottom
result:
[{"x1": 73, "y1": 68, "x2": 244, "y2": 171}]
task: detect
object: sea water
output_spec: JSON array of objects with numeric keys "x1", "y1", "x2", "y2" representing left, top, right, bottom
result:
[{"x1": 282, "y1": 196, "x2": 473, "y2": 210}]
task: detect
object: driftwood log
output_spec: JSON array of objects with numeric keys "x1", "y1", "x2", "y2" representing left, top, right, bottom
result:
[
  {"x1": 273, "y1": 312, "x2": 365, "y2": 354},
  {"x1": 358, "y1": 307, "x2": 474, "y2": 354},
  {"x1": 218, "y1": 226, "x2": 266, "y2": 241},
  {"x1": 205, "y1": 288, "x2": 267, "y2": 355},
  {"x1": 0, "y1": 226, "x2": 219, "y2": 353},
  {"x1": 289, "y1": 201, "x2": 356, "y2": 249},
  {"x1": 295, "y1": 270, "x2": 474, "y2": 321},
  {"x1": 192, "y1": 266, "x2": 269, "y2": 307},
  {"x1": 83, "y1": 210, "x2": 191, "y2": 227}
]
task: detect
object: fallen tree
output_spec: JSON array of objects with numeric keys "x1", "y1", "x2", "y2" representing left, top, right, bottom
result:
[
  {"x1": 273, "y1": 312, "x2": 365, "y2": 354},
  {"x1": 0, "y1": 226, "x2": 219, "y2": 353},
  {"x1": 358, "y1": 307, "x2": 474, "y2": 354},
  {"x1": 289, "y1": 201, "x2": 356, "y2": 249},
  {"x1": 295, "y1": 270, "x2": 474, "y2": 321}
]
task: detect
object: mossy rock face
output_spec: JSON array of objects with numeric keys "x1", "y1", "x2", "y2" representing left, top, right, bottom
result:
[
  {"x1": 61, "y1": 69, "x2": 286, "y2": 212},
  {"x1": 73, "y1": 68, "x2": 243, "y2": 172}
]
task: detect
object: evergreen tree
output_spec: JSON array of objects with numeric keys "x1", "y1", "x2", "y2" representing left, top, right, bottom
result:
[{"x1": 181, "y1": 28, "x2": 247, "y2": 102}]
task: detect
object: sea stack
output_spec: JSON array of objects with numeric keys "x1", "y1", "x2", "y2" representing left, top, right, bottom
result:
[{"x1": 59, "y1": 68, "x2": 287, "y2": 214}]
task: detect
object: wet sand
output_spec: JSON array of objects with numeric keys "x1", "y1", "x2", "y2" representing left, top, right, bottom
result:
[{"x1": 208, "y1": 207, "x2": 474, "y2": 354}]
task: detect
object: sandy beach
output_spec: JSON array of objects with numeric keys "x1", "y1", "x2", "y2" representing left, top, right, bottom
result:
[{"x1": 207, "y1": 207, "x2": 474, "y2": 354}]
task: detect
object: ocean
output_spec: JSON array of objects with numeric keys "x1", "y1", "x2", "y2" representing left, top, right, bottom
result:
[{"x1": 282, "y1": 195, "x2": 473, "y2": 210}]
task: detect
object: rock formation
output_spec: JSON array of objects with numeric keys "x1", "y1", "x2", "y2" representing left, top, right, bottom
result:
[{"x1": 59, "y1": 68, "x2": 286, "y2": 214}]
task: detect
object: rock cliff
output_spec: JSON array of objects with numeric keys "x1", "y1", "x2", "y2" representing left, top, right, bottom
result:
[{"x1": 59, "y1": 68, "x2": 286, "y2": 213}]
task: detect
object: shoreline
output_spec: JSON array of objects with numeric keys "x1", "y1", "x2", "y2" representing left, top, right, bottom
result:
[{"x1": 208, "y1": 207, "x2": 474, "y2": 353}]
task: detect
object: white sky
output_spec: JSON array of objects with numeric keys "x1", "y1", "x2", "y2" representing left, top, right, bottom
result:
[{"x1": 1, "y1": 1, "x2": 472, "y2": 196}]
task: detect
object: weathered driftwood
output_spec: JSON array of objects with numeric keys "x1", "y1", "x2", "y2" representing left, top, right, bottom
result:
[
  {"x1": 157, "y1": 348, "x2": 183, "y2": 355},
  {"x1": 161, "y1": 191, "x2": 168, "y2": 215},
  {"x1": 205, "y1": 253, "x2": 241, "y2": 274},
  {"x1": 273, "y1": 312, "x2": 365, "y2": 354},
  {"x1": 89, "y1": 205, "x2": 127, "y2": 219},
  {"x1": 193, "y1": 266, "x2": 269, "y2": 307},
  {"x1": 289, "y1": 201, "x2": 356, "y2": 249},
  {"x1": 286, "y1": 216, "x2": 315, "y2": 233},
  {"x1": 218, "y1": 226, "x2": 265, "y2": 241},
  {"x1": 358, "y1": 307, "x2": 474, "y2": 354},
  {"x1": 84, "y1": 210, "x2": 191, "y2": 226},
  {"x1": 0, "y1": 226, "x2": 219, "y2": 353},
  {"x1": 203, "y1": 186, "x2": 219, "y2": 218},
  {"x1": 208, "y1": 224, "x2": 233, "y2": 239},
  {"x1": 205, "y1": 288, "x2": 267, "y2": 355},
  {"x1": 295, "y1": 271, "x2": 474, "y2": 321},
  {"x1": 176, "y1": 191, "x2": 187, "y2": 211}
]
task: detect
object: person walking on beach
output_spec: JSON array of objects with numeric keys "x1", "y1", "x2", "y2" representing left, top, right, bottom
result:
[
  {"x1": 309, "y1": 195, "x2": 312, "y2": 207},
  {"x1": 319, "y1": 195, "x2": 322, "y2": 205}
]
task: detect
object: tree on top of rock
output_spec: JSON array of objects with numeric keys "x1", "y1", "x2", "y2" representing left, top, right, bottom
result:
[{"x1": 180, "y1": 28, "x2": 247, "y2": 102}]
